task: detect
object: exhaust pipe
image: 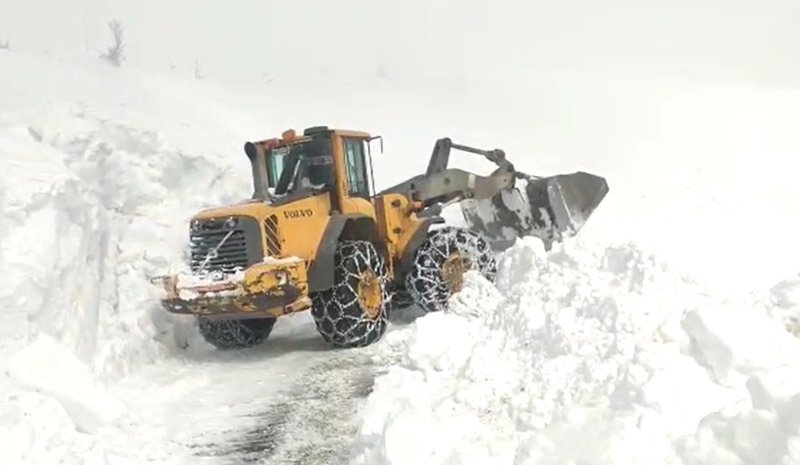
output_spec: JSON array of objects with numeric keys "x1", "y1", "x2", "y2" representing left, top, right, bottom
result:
[{"x1": 244, "y1": 141, "x2": 270, "y2": 201}]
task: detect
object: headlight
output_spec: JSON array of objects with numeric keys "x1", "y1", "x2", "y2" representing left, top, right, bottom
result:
[
  {"x1": 190, "y1": 220, "x2": 201, "y2": 232},
  {"x1": 224, "y1": 217, "x2": 238, "y2": 228}
]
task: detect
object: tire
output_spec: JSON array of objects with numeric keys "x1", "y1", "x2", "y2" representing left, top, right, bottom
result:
[
  {"x1": 310, "y1": 240, "x2": 390, "y2": 348},
  {"x1": 405, "y1": 226, "x2": 497, "y2": 313},
  {"x1": 388, "y1": 283, "x2": 415, "y2": 311},
  {"x1": 197, "y1": 316, "x2": 276, "y2": 349}
]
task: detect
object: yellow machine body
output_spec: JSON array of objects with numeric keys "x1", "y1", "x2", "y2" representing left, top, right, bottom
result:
[{"x1": 154, "y1": 128, "x2": 430, "y2": 320}]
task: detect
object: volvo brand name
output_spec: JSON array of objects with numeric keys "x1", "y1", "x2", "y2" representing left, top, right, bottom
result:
[{"x1": 283, "y1": 209, "x2": 314, "y2": 219}]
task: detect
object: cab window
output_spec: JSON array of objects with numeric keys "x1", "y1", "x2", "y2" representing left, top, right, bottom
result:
[
  {"x1": 343, "y1": 138, "x2": 369, "y2": 197},
  {"x1": 268, "y1": 137, "x2": 334, "y2": 196},
  {"x1": 267, "y1": 146, "x2": 288, "y2": 188}
]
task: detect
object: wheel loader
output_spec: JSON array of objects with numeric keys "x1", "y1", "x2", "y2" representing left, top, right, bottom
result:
[{"x1": 150, "y1": 126, "x2": 608, "y2": 349}]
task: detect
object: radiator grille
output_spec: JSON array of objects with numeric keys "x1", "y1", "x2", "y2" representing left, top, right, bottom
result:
[
  {"x1": 190, "y1": 218, "x2": 250, "y2": 274},
  {"x1": 264, "y1": 215, "x2": 281, "y2": 256}
]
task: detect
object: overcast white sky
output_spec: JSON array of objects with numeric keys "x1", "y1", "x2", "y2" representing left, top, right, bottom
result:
[
  {"x1": 1, "y1": 0, "x2": 799, "y2": 86},
  {"x1": 2, "y1": 0, "x2": 800, "y2": 288}
]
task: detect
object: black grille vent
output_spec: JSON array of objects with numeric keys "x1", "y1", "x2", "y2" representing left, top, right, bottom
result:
[
  {"x1": 189, "y1": 217, "x2": 260, "y2": 274},
  {"x1": 264, "y1": 215, "x2": 281, "y2": 256}
]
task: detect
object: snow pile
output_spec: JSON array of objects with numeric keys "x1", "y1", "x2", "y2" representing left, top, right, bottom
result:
[
  {"x1": 6, "y1": 333, "x2": 127, "y2": 434},
  {"x1": 1, "y1": 112, "x2": 243, "y2": 376},
  {"x1": 770, "y1": 275, "x2": 800, "y2": 337},
  {"x1": 0, "y1": 52, "x2": 258, "y2": 463},
  {"x1": 354, "y1": 237, "x2": 800, "y2": 464}
]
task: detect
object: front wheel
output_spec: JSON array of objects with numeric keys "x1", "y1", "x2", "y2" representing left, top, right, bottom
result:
[
  {"x1": 406, "y1": 227, "x2": 497, "y2": 313},
  {"x1": 310, "y1": 240, "x2": 390, "y2": 348},
  {"x1": 197, "y1": 316, "x2": 276, "y2": 349}
]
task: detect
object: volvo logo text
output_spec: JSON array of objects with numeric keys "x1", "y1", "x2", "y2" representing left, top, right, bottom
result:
[{"x1": 283, "y1": 209, "x2": 314, "y2": 219}]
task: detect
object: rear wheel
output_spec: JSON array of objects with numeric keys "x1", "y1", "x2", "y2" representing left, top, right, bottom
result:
[
  {"x1": 197, "y1": 317, "x2": 276, "y2": 349},
  {"x1": 406, "y1": 227, "x2": 497, "y2": 313},
  {"x1": 310, "y1": 240, "x2": 390, "y2": 348}
]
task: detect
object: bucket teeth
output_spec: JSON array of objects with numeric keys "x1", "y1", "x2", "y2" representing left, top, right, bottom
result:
[{"x1": 460, "y1": 172, "x2": 608, "y2": 250}]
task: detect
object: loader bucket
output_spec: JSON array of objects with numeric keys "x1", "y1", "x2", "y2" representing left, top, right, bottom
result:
[{"x1": 459, "y1": 172, "x2": 609, "y2": 251}]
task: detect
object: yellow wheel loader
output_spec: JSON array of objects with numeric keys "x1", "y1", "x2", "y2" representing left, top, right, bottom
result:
[{"x1": 151, "y1": 126, "x2": 608, "y2": 349}]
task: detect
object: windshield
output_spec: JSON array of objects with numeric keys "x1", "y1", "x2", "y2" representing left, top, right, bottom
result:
[
  {"x1": 267, "y1": 135, "x2": 334, "y2": 197},
  {"x1": 267, "y1": 146, "x2": 289, "y2": 188}
]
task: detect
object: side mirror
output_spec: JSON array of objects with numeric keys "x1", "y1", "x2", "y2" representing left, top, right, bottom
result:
[{"x1": 368, "y1": 135, "x2": 384, "y2": 155}]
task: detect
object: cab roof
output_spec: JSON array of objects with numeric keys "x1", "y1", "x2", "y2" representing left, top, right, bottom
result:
[
  {"x1": 302, "y1": 125, "x2": 371, "y2": 138},
  {"x1": 247, "y1": 126, "x2": 373, "y2": 152}
]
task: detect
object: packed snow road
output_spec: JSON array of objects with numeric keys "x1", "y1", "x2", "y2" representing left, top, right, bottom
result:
[
  {"x1": 101, "y1": 314, "x2": 380, "y2": 465},
  {"x1": 5, "y1": 314, "x2": 380, "y2": 464}
]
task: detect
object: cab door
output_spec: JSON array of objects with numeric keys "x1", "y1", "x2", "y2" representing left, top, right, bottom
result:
[
  {"x1": 342, "y1": 137, "x2": 371, "y2": 199},
  {"x1": 333, "y1": 134, "x2": 376, "y2": 217}
]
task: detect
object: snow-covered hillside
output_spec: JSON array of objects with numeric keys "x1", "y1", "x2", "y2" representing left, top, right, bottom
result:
[{"x1": 3, "y1": 0, "x2": 800, "y2": 462}]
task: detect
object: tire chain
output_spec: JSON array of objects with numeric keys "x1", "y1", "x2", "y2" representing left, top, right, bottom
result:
[
  {"x1": 198, "y1": 317, "x2": 276, "y2": 349},
  {"x1": 311, "y1": 240, "x2": 390, "y2": 348},
  {"x1": 405, "y1": 226, "x2": 497, "y2": 313}
]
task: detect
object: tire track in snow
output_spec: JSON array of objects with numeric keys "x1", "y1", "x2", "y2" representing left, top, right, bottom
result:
[
  {"x1": 185, "y1": 345, "x2": 376, "y2": 465},
  {"x1": 257, "y1": 355, "x2": 374, "y2": 464}
]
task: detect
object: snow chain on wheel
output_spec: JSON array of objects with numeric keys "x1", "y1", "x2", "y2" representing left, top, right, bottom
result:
[
  {"x1": 310, "y1": 240, "x2": 390, "y2": 348},
  {"x1": 406, "y1": 226, "x2": 497, "y2": 313},
  {"x1": 197, "y1": 317, "x2": 276, "y2": 349}
]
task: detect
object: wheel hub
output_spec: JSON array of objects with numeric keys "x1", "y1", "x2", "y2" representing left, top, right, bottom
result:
[
  {"x1": 357, "y1": 270, "x2": 382, "y2": 319},
  {"x1": 441, "y1": 252, "x2": 470, "y2": 293}
]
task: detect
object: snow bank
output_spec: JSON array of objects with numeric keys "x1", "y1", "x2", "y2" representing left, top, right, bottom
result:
[
  {"x1": 0, "y1": 52, "x2": 258, "y2": 462},
  {"x1": 7, "y1": 333, "x2": 126, "y2": 433},
  {"x1": 0, "y1": 51, "x2": 258, "y2": 371},
  {"x1": 0, "y1": 114, "x2": 237, "y2": 376},
  {"x1": 354, "y1": 237, "x2": 800, "y2": 465}
]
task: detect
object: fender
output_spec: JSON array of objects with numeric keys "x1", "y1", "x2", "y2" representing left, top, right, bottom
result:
[
  {"x1": 396, "y1": 216, "x2": 445, "y2": 278},
  {"x1": 307, "y1": 214, "x2": 385, "y2": 292}
]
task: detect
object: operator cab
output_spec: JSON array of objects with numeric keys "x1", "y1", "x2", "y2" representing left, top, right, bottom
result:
[
  {"x1": 265, "y1": 127, "x2": 375, "y2": 202},
  {"x1": 268, "y1": 133, "x2": 335, "y2": 196}
]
